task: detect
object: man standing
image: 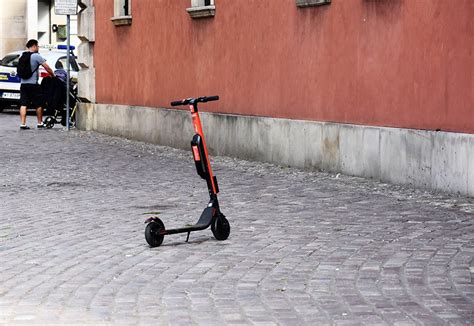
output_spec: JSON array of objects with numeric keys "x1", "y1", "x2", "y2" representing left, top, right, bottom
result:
[{"x1": 18, "y1": 39, "x2": 54, "y2": 130}]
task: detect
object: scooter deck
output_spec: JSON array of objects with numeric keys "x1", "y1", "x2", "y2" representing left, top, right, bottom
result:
[{"x1": 163, "y1": 207, "x2": 213, "y2": 235}]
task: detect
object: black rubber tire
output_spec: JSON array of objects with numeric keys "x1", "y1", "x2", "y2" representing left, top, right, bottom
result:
[
  {"x1": 145, "y1": 219, "x2": 165, "y2": 247},
  {"x1": 211, "y1": 215, "x2": 230, "y2": 241},
  {"x1": 0, "y1": 102, "x2": 9, "y2": 112},
  {"x1": 44, "y1": 117, "x2": 55, "y2": 129}
]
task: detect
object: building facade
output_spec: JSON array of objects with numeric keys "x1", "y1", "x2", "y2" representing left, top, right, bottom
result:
[
  {"x1": 77, "y1": 0, "x2": 474, "y2": 196},
  {"x1": 0, "y1": 0, "x2": 79, "y2": 58}
]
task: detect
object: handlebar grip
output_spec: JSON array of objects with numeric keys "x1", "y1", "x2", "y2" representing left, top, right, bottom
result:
[
  {"x1": 170, "y1": 100, "x2": 185, "y2": 106},
  {"x1": 204, "y1": 96, "x2": 219, "y2": 102}
]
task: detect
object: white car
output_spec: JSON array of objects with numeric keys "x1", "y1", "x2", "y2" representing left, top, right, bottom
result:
[{"x1": 0, "y1": 45, "x2": 79, "y2": 111}]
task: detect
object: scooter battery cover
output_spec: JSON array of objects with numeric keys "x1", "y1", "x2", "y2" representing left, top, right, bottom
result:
[{"x1": 191, "y1": 134, "x2": 209, "y2": 180}]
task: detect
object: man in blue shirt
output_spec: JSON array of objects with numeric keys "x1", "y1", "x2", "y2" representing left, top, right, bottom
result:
[{"x1": 19, "y1": 39, "x2": 54, "y2": 130}]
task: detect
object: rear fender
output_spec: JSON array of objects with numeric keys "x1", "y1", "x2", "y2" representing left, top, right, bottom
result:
[{"x1": 144, "y1": 216, "x2": 160, "y2": 224}]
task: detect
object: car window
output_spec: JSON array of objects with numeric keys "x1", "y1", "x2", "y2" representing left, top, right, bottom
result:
[
  {"x1": 56, "y1": 56, "x2": 79, "y2": 72},
  {"x1": 0, "y1": 54, "x2": 20, "y2": 67}
]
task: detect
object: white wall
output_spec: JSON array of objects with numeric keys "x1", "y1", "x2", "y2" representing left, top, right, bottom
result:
[
  {"x1": 26, "y1": 0, "x2": 38, "y2": 41},
  {"x1": 77, "y1": 104, "x2": 474, "y2": 197},
  {"x1": 0, "y1": 0, "x2": 27, "y2": 57},
  {"x1": 37, "y1": 0, "x2": 50, "y2": 44},
  {"x1": 0, "y1": 0, "x2": 79, "y2": 58},
  {"x1": 50, "y1": 13, "x2": 79, "y2": 47}
]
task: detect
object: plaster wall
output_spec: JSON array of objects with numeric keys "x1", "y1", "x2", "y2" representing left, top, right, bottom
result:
[
  {"x1": 0, "y1": 0, "x2": 27, "y2": 57},
  {"x1": 92, "y1": 0, "x2": 473, "y2": 134},
  {"x1": 77, "y1": 104, "x2": 474, "y2": 197}
]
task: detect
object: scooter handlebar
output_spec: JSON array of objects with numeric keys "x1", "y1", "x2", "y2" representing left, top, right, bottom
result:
[
  {"x1": 170, "y1": 96, "x2": 219, "y2": 107},
  {"x1": 171, "y1": 99, "x2": 187, "y2": 107},
  {"x1": 202, "y1": 96, "x2": 219, "y2": 102}
]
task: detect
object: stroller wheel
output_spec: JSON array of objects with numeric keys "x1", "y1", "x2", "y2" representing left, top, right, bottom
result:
[{"x1": 44, "y1": 117, "x2": 55, "y2": 129}]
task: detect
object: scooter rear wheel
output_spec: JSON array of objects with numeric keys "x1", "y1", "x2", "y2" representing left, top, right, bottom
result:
[
  {"x1": 145, "y1": 218, "x2": 165, "y2": 247},
  {"x1": 211, "y1": 215, "x2": 230, "y2": 241}
]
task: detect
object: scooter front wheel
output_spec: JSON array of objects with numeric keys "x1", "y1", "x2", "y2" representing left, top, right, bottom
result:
[
  {"x1": 211, "y1": 215, "x2": 230, "y2": 241},
  {"x1": 145, "y1": 218, "x2": 165, "y2": 247}
]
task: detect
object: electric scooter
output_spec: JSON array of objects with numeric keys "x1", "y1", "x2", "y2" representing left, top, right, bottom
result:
[{"x1": 144, "y1": 96, "x2": 230, "y2": 247}]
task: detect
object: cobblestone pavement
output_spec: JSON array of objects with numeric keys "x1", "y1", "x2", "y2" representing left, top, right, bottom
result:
[{"x1": 0, "y1": 112, "x2": 473, "y2": 325}]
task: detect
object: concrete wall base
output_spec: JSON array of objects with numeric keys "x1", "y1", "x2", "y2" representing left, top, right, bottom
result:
[{"x1": 77, "y1": 103, "x2": 473, "y2": 197}]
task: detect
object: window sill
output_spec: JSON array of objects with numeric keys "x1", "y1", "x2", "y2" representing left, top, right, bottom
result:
[
  {"x1": 186, "y1": 5, "x2": 215, "y2": 19},
  {"x1": 110, "y1": 16, "x2": 132, "y2": 26},
  {"x1": 296, "y1": 0, "x2": 331, "y2": 7}
]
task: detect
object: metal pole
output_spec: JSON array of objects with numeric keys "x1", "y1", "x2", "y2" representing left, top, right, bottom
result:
[{"x1": 66, "y1": 14, "x2": 70, "y2": 130}]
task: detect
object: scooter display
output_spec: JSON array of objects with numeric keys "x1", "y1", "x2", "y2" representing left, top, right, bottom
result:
[{"x1": 144, "y1": 96, "x2": 230, "y2": 247}]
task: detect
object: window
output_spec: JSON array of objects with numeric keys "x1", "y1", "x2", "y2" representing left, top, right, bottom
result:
[
  {"x1": 111, "y1": 0, "x2": 132, "y2": 26},
  {"x1": 187, "y1": 0, "x2": 216, "y2": 19},
  {"x1": 0, "y1": 55, "x2": 20, "y2": 68},
  {"x1": 115, "y1": 0, "x2": 131, "y2": 16},
  {"x1": 296, "y1": 0, "x2": 331, "y2": 8},
  {"x1": 57, "y1": 56, "x2": 80, "y2": 72}
]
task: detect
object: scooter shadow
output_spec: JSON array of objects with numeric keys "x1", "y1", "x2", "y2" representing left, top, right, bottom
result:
[{"x1": 159, "y1": 236, "x2": 212, "y2": 247}]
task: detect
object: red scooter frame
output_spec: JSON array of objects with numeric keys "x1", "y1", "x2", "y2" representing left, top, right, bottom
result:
[{"x1": 144, "y1": 96, "x2": 230, "y2": 247}]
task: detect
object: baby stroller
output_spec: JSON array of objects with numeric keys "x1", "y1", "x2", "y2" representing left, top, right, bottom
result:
[{"x1": 41, "y1": 70, "x2": 79, "y2": 128}]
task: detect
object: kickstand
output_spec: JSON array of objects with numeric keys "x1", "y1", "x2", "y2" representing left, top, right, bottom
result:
[{"x1": 186, "y1": 232, "x2": 190, "y2": 243}]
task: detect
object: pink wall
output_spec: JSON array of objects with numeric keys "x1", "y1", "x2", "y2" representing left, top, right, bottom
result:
[{"x1": 94, "y1": 0, "x2": 473, "y2": 133}]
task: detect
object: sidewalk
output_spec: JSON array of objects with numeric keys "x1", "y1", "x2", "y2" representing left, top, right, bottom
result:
[{"x1": 0, "y1": 112, "x2": 473, "y2": 325}]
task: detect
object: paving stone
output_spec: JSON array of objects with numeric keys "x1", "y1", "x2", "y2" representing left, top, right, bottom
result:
[{"x1": 0, "y1": 113, "x2": 473, "y2": 324}]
